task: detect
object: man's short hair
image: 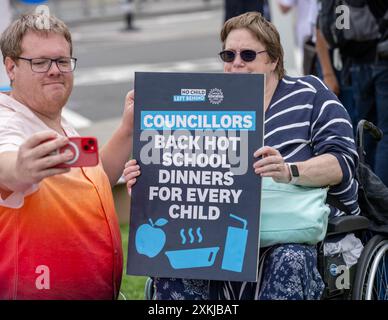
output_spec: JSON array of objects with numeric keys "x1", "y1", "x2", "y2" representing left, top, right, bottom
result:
[
  {"x1": 0, "y1": 14, "x2": 72, "y2": 63},
  {"x1": 220, "y1": 12, "x2": 285, "y2": 80}
]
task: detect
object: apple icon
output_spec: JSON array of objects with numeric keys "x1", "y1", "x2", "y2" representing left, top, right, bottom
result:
[{"x1": 135, "y1": 218, "x2": 168, "y2": 258}]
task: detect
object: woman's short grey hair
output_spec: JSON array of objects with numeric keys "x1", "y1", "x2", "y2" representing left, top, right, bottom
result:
[{"x1": 220, "y1": 11, "x2": 285, "y2": 79}]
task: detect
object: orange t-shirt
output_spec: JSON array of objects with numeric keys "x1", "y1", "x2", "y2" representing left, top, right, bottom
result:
[
  {"x1": 0, "y1": 165, "x2": 123, "y2": 300},
  {"x1": 0, "y1": 94, "x2": 123, "y2": 299}
]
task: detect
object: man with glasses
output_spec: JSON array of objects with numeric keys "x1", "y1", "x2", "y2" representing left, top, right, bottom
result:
[
  {"x1": 16, "y1": 57, "x2": 77, "y2": 73},
  {"x1": 0, "y1": 14, "x2": 134, "y2": 299}
]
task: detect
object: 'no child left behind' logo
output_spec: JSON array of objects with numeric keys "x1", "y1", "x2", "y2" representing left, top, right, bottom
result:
[{"x1": 173, "y1": 88, "x2": 224, "y2": 104}]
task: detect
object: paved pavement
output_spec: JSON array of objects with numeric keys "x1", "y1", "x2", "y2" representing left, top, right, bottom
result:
[
  {"x1": 70, "y1": 3, "x2": 300, "y2": 146},
  {"x1": 9, "y1": 0, "x2": 300, "y2": 149},
  {"x1": 74, "y1": 9, "x2": 224, "y2": 145},
  {"x1": 13, "y1": 0, "x2": 224, "y2": 26}
]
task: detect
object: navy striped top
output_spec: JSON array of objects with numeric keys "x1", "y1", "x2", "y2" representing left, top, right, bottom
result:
[{"x1": 265, "y1": 75, "x2": 360, "y2": 217}]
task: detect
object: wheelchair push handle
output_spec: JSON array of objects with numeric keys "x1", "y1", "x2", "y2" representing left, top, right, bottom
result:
[
  {"x1": 365, "y1": 121, "x2": 383, "y2": 141},
  {"x1": 356, "y1": 120, "x2": 383, "y2": 164},
  {"x1": 357, "y1": 120, "x2": 383, "y2": 141}
]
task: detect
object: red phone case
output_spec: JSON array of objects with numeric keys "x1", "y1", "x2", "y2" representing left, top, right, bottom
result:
[{"x1": 56, "y1": 137, "x2": 99, "y2": 168}]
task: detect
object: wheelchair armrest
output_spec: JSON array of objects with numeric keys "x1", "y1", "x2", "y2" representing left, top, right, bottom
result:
[{"x1": 327, "y1": 215, "x2": 370, "y2": 235}]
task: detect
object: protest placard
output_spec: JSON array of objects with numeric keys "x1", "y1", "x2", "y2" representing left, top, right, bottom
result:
[{"x1": 127, "y1": 72, "x2": 264, "y2": 281}]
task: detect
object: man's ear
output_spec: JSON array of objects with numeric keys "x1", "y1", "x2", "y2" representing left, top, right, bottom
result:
[{"x1": 4, "y1": 57, "x2": 16, "y2": 82}]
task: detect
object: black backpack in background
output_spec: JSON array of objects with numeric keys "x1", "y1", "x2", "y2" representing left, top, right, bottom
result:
[
  {"x1": 356, "y1": 120, "x2": 388, "y2": 233},
  {"x1": 357, "y1": 161, "x2": 388, "y2": 233},
  {"x1": 318, "y1": 0, "x2": 380, "y2": 59}
]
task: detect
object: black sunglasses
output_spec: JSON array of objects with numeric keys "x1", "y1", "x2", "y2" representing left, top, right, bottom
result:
[{"x1": 219, "y1": 49, "x2": 267, "y2": 63}]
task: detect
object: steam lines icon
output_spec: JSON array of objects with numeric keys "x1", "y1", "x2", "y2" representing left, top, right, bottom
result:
[{"x1": 180, "y1": 227, "x2": 203, "y2": 244}]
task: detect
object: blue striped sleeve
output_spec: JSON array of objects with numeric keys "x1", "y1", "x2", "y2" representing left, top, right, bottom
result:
[{"x1": 310, "y1": 89, "x2": 359, "y2": 185}]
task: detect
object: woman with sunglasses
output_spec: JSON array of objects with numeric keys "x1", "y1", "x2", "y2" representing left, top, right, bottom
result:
[{"x1": 124, "y1": 12, "x2": 359, "y2": 300}]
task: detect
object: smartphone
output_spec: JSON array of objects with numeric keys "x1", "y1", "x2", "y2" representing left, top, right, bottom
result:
[{"x1": 56, "y1": 137, "x2": 99, "y2": 168}]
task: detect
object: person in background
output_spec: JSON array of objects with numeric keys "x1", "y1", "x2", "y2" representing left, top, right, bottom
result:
[
  {"x1": 350, "y1": 0, "x2": 388, "y2": 186},
  {"x1": 0, "y1": 14, "x2": 134, "y2": 299},
  {"x1": 124, "y1": 12, "x2": 359, "y2": 300},
  {"x1": 224, "y1": 0, "x2": 270, "y2": 22},
  {"x1": 122, "y1": 0, "x2": 138, "y2": 31},
  {"x1": 315, "y1": 0, "x2": 356, "y2": 133},
  {"x1": 317, "y1": 0, "x2": 388, "y2": 186},
  {"x1": 277, "y1": 0, "x2": 319, "y2": 76},
  {"x1": 277, "y1": 0, "x2": 318, "y2": 53}
]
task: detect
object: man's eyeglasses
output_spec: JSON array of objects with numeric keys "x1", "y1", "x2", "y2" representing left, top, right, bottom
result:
[
  {"x1": 219, "y1": 49, "x2": 267, "y2": 63},
  {"x1": 16, "y1": 57, "x2": 77, "y2": 73}
]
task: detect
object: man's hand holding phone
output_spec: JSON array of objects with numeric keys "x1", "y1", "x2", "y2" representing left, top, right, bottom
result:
[
  {"x1": 10, "y1": 132, "x2": 99, "y2": 191},
  {"x1": 9, "y1": 131, "x2": 74, "y2": 191},
  {"x1": 56, "y1": 137, "x2": 99, "y2": 168}
]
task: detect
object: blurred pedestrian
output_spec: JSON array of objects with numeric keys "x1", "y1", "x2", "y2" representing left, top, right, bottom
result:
[
  {"x1": 277, "y1": 0, "x2": 319, "y2": 75},
  {"x1": 277, "y1": 0, "x2": 318, "y2": 52},
  {"x1": 123, "y1": 0, "x2": 138, "y2": 31},
  {"x1": 224, "y1": 0, "x2": 270, "y2": 22},
  {"x1": 315, "y1": 24, "x2": 356, "y2": 128},
  {"x1": 318, "y1": 0, "x2": 388, "y2": 186},
  {"x1": 351, "y1": 0, "x2": 388, "y2": 186}
]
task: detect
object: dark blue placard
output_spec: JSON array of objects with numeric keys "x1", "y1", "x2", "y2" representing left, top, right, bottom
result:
[{"x1": 127, "y1": 72, "x2": 264, "y2": 282}]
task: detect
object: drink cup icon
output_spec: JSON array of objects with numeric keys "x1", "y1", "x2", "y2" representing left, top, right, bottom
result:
[{"x1": 221, "y1": 214, "x2": 248, "y2": 273}]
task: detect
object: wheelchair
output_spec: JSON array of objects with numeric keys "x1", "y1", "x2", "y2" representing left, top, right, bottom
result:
[
  {"x1": 144, "y1": 120, "x2": 388, "y2": 300},
  {"x1": 318, "y1": 214, "x2": 388, "y2": 300},
  {"x1": 319, "y1": 120, "x2": 388, "y2": 300}
]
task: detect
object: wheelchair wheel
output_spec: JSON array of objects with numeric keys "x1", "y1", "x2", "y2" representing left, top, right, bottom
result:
[
  {"x1": 352, "y1": 235, "x2": 388, "y2": 300},
  {"x1": 144, "y1": 277, "x2": 154, "y2": 300}
]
